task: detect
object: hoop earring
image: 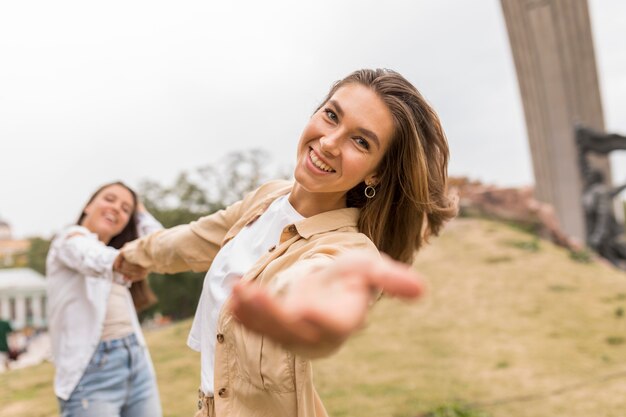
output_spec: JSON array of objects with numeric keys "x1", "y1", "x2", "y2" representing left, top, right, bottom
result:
[{"x1": 364, "y1": 185, "x2": 376, "y2": 199}]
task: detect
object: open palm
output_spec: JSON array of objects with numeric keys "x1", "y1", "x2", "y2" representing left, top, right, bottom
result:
[{"x1": 229, "y1": 253, "x2": 423, "y2": 354}]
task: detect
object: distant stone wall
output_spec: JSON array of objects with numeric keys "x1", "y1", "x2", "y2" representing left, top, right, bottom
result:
[{"x1": 450, "y1": 177, "x2": 581, "y2": 250}]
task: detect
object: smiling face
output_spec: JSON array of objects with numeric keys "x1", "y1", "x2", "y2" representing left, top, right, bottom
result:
[
  {"x1": 80, "y1": 184, "x2": 135, "y2": 244},
  {"x1": 292, "y1": 83, "x2": 395, "y2": 212}
]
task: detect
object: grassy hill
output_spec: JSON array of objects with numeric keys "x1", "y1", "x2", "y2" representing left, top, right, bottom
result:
[{"x1": 2, "y1": 218, "x2": 626, "y2": 417}]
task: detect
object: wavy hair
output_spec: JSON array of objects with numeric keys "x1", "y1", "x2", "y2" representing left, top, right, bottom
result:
[{"x1": 318, "y1": 69, "x2": 457, "y2": 263}]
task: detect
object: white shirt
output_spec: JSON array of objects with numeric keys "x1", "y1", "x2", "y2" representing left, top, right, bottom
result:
[
  {"x1": 46, "y1": 212, "x2": 162, "y2": 400},
  {"x1": 187, "y1": 194, "x2": 304, "y2": 395}
]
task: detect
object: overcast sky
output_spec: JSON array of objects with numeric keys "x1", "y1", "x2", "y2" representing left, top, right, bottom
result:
[{"x1": 1, "y1": 0, "x2": 625, "y2": 239}]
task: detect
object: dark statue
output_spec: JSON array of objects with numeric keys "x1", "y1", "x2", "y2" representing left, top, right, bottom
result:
[{"x1": 576, "y1": 126, "x2": 626, "y2": 269}]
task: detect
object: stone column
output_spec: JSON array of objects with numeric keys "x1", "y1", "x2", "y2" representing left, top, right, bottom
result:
[
  {"x1": 0, "y1": 296, "x2": 8, "y2": 320},
  {"x1": 15, "y1": 295, "x2": 25, "y2": 329},
  {"x1": 500, "y1": 0, "x2": 610, "y2": 241}
]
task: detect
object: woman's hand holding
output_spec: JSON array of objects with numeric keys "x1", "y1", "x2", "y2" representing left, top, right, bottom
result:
[
  {"x1": 113, "y1": 253, "x2": 148, "y2": 282},
  {"x1": 229, "y1": 253, "x2": 423, "y2": 351}
]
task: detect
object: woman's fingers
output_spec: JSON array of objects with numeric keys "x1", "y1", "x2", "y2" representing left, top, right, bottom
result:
[
  {"x1": 333, "y1": 253, "x2": 424, "y2": 299},
  {"x1": 229, "y1": 253, "x2": 425, "y2": 348},
  {"x1": 113, "y1": 254, "x2": 148, "y2": 281},
  {"x1": 230, "y1": 283, "x2": 321, "y2": 345}
]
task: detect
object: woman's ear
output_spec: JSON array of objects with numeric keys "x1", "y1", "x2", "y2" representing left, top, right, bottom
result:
[
  {"x1": 365, "y1": 174, "x2": 379, "y2": 187},
  {"x1": 83, "y1": 201, "x2": 96, "y2": 217}
]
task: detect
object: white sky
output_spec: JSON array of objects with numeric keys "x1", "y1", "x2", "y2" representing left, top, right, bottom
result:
[{"x1": 1, "y1": 0, "x2": 625, "y2": 239}]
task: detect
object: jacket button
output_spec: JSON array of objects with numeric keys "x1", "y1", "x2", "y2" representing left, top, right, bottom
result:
[
  {"x1": 216, "y1": 333, "x2": 224, "y2": 343},
  {"x1": 218, "y1": 388, "x2": 228, "y2": 398},
  {"x1": 268, "y1": 245, "x2": 276, "y2": 252}
]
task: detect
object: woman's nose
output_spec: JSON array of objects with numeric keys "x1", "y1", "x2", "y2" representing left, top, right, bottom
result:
[{"x1": 319, "y1": 135, "x2": 340, "y2": 156}]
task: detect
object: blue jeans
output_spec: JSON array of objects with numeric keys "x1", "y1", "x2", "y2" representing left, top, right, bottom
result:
[{"x1": 58, "y1": 333, "x2": 162, "y2": 417}]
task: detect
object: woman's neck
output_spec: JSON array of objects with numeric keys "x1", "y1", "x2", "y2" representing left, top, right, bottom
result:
[{"x1": 289, "y1": 184, "x2": 347, "y2": 218}]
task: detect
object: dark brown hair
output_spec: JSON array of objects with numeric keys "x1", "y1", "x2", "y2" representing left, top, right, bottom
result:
[
  {"x1": 318, "y1": 69, "x2": 457, "y2": 263},
  {"x1": 78, "y1": 181, "x2": 156, "y2": 311}
]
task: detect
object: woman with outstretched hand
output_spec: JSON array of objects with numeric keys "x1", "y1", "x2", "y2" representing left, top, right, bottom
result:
[
  {"x1": 117, "y1": 68, "x2": 457, "y2": 417},
  {"x1": 46, "y1": 182, "x2": 163, "y2": 417}
]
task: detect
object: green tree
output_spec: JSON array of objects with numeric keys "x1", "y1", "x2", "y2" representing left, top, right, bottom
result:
[
  {"x1": 27, "y1": 237, "x2": 51, "y2": 275},
  {"x1": 138, "y1": 149, "x2": 284, "y2": 320}
]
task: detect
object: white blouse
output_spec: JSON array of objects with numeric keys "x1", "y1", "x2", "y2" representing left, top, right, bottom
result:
[
  {"x1": 46, "y1": 211, "x2": 162, "y2": 400},
  {"x1": 187, "y1": 194, "x2": 304, "y2": 395}
]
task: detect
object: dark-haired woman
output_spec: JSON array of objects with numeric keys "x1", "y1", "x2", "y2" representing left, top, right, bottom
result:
[
  {"x1": 46, "y1": 182, "x2": 163, "y2": 417},
  {"x1": 118, "y1": 68, "x2": 457, "y2": 417}
]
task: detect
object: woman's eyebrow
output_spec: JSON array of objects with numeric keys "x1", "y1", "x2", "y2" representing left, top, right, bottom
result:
[
  {"x1": 329, "y1": 99, "x2": 380, "y2": 149},
  {"x1": 328, "y1": 100, "x2": 343, "y2": 117}
]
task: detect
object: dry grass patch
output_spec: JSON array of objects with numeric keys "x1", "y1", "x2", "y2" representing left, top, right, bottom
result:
[
  {"x1": 2, "y1": 218, "x2": 626, "y2": 417},
  {"x1": 315, "y1": 218, "x2": 626, "y2": 417}
]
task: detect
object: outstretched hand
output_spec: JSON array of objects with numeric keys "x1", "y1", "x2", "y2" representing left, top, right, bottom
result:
[
  {"x1": 229, "y1": 253, "x2": 423, "y2": 351},
  {"x1": 113, "y1": 253, "x2": 148, "y2": 282}
]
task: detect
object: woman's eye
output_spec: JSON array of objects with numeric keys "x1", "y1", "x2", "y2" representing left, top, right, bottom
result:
[
  {"x1": 354, "y1": 137, "x2": 370, "y2": 150},
  {"x1": 324, "y1": 108, "x2": 338, "y2": 122}
]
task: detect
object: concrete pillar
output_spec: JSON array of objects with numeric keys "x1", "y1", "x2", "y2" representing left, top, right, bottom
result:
[
  {"x1": 0, "y1": 296, "x2": 8, "y2": 320},
  {"x1": 15, "y1": 295, "x2": 25, "y2": 329},
  {"x1": 500, "y1": 0, "x2": 610, "y2": 241}
]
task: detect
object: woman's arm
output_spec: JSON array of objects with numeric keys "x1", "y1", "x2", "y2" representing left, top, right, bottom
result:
[
  {"x1": 54, "y1": 229, "x2": 120, "y2": 280},
  {"x1": 120, "y1": 198, "x2": 245, "y2": 274},
  {"x1": 120, "y1": 180, "x2": 292, "y2": 275},
  {"x1": 229, "y1": 252, "x2": 423, "y2": 358}
]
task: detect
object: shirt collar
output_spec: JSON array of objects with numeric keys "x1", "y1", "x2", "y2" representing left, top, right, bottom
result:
[
  {"x1": 294, "y1": 207, "x2": 360, "y2": 239},
  {"x1": 251, "y1": 181, "x2": 360, "y2": 238}
]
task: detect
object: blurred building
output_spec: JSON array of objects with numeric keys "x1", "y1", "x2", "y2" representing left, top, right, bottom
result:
[
  {"x1": 0, "y1": 218, "x2": 30, "y2": 267},
  {"x1": 0, "y1": 268, "x2": 47, "y2": 329}
]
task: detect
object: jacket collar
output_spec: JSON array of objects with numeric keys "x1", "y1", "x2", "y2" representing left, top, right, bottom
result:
[
  {"x1": 233, "y1": 181, "x2": 360, "y2": 244},
  {"x1": 269, "y1": 183, "x2": 360, "y2": 238},
  {"x1": 294, "y1": 207, "x2": 359, "y2": 238}
]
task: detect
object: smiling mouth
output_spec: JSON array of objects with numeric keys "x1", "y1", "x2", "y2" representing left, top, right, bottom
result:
[
  {"x1": 103, "y1": 213, "x2": 118, "y2": 225},
  {"x1": 309, "y1": 149, "x2": 336, "y2": 173}
]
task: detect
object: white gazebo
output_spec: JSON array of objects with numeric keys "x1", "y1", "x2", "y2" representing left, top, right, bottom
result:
[{"x1": 0, "y1": 268, "x2": 47, "y2": 329}]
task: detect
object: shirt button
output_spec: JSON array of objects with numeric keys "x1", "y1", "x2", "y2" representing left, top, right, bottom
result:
[
  {"x1": 216, "y1": 333, "x2": 224, "y2": 343},
  {"x1": 218, "y1": 388, "x2": 228, "y2": 398},
  {"x1": 268, "y1": 245, "x2": 276, "y2": 252}
]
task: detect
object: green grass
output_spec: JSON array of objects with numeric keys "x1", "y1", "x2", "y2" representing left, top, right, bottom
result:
[{"x1": 2, "y1": 218, "x2": 626, "y2": 416}]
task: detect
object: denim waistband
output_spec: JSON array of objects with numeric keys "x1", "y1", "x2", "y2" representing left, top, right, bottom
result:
[{"x1": 96, "y1": 333, "x2": 139, "y2": 351}]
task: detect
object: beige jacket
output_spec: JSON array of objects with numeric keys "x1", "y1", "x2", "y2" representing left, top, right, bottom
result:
[{"x1": 122, "y1": 180, "x2": 380, "y2": 417}]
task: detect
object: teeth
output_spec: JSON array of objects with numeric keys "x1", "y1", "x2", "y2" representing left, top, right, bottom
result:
[
  {"x1": 104, "y1": 213, "x2": 117, "y2": 223},
  {"x1": 309, "y1": 150, "x2": 335, "y2": 172}
]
